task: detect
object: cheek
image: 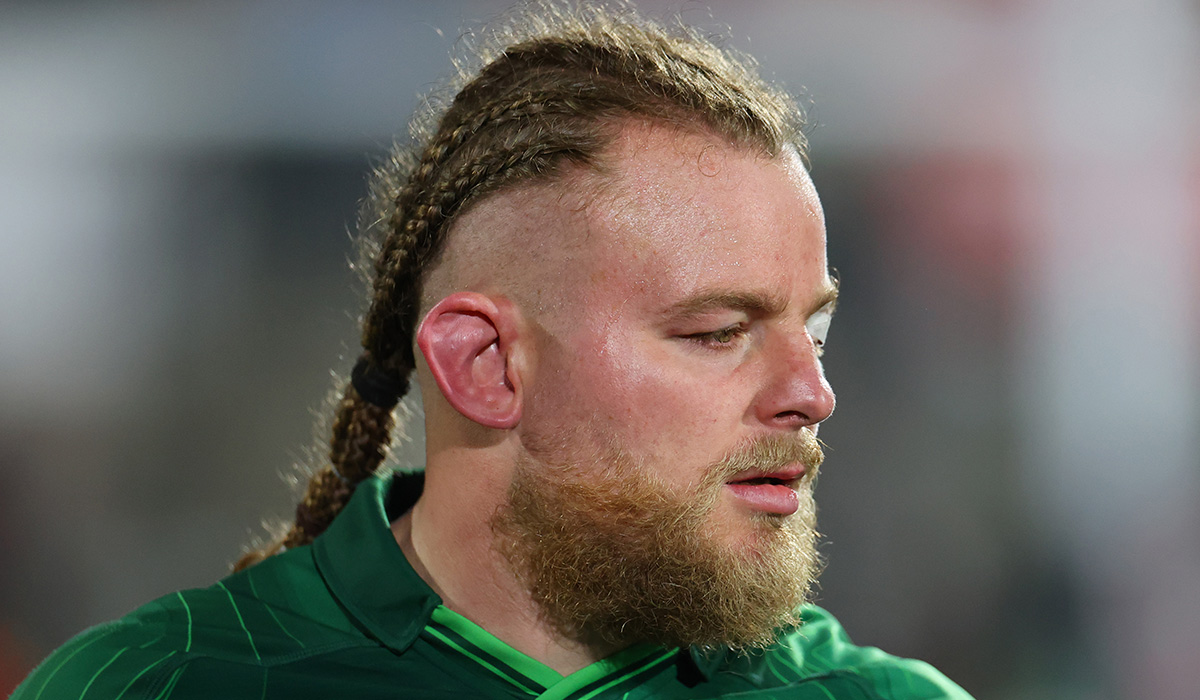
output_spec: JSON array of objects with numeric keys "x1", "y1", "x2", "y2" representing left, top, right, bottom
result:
[
  {"x1": 524, "y1": 318, "x2": 752, "y2": 467},
  {"x1": 577, "y1": 334, "x2": 744, "y2": 454},
  {"x1": 527, "y1": 345, "x2": 659, "y2": 437}
]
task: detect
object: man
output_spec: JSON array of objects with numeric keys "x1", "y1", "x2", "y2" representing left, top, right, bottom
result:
[{"x1": 16, "y1": 3, "x2": 973, "y2": 698}]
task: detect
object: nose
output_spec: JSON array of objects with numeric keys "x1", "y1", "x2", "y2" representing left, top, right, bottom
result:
[{"x1": 754, "y1": 329, "x2": 836, "y2": 431}]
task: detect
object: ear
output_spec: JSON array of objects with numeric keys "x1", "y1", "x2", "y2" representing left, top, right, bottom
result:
[{"x1": 415, "y1": 292, "x2": 522, "y2": 429}]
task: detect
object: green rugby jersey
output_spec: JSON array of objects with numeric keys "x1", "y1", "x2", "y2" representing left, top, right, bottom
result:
[{"x1": 15, "y1": 472, "x2": 974, "y2": 699}]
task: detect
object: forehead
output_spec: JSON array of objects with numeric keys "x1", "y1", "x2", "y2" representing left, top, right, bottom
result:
[{"x1": 570, "y1": 122, "x2": 827, "y2": 309}]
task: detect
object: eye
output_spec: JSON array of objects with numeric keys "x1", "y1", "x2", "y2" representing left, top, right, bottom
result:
[
  {"x1": 685, "y1": 325, "x2": 748, "y2": 348},
  {"x1": 806, "y1": 304, "x2": 834, "y2": 352}
]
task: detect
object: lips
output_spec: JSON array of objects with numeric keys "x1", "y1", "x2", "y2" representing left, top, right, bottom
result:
[
  {"x1": 725, "y1": 466, "x2": 806, "y2": 487},
  {"x1": 725, "y1": 466, "x2": 805, "y2": 515}
]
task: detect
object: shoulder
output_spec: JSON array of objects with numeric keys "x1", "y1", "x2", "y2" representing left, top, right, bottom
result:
[
  {"x1": 13, "y1": 547, "x2": 370, "y2": 700},
  {"x1": 709, "y1": 605, "x2": 976, "y2": 699},
  {"x1": 14, "y1": 593, "x2": 205, "y2": 700}
]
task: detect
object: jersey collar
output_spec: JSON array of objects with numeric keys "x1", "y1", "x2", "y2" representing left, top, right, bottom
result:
[
  {"x1": 312, "y1": 470, "x2": 439, "y2": 653},
  {"x1": 311, "y1": 470, "x2": 705, "y2": 695}
]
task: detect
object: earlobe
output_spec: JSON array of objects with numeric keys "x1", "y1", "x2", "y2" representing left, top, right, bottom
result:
[{"x1": 416, "y1": 293, "x2": 522, "y2": 429}]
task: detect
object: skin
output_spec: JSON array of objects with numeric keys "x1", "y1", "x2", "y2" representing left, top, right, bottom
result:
[{"x1": 392, "y1": 120, "x2": 837, "y2": 675}]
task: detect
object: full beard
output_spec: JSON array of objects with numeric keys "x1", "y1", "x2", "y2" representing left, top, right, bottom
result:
[{"x1": 491, "y1": 433, "x2": 824, "y2": 651}]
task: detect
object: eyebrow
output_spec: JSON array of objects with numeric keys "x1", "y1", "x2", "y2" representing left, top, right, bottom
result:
[{"x1": 665, "y1": 279, "x2": 839, "y2": 319}]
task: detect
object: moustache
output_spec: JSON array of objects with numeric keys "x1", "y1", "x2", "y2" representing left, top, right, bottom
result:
[{"x1": 706, "y1": 431, "x2": 825, "y2": 486}]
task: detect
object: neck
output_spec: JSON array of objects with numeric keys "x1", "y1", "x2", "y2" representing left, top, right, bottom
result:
[{"x1": 390, "y1": 456, "x2": 617, "y2": 676}]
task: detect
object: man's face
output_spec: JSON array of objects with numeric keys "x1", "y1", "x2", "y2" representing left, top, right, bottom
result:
[{"x1": 498, "y1": 122, "x2": 837, "y2": 647}]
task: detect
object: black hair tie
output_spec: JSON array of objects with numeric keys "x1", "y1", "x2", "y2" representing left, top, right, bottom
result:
[{"x1": 350, "y1": 355, "x2": 408, "y2": 408}]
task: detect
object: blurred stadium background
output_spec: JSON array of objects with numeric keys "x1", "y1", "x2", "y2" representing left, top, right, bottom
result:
[{"x1": 2, "y1": 1, "x2": 1198, "y2": 698}]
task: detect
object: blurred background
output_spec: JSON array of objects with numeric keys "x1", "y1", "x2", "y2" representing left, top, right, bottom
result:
[{"x1": 2, "y1": 1, "x2": 1198, "y2": 698}]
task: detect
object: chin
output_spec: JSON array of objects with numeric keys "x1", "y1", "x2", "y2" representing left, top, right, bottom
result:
[{"x1": 706, "y1": 509, "x2": 792, "y2": 554}]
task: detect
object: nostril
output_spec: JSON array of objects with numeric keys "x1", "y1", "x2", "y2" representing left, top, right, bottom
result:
[{"x1": 773, "y1": 410, "x2": 810, "y2": 427}]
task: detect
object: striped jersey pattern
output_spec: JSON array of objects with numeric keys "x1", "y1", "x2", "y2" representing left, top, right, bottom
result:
[{"x1": 13, "y1": 473, "x2": 974, "y2": 699}]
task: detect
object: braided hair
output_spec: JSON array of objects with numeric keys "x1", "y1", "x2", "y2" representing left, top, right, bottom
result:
[{"x1": 234, "y1": 1, "x2": 806, "y2": 571}]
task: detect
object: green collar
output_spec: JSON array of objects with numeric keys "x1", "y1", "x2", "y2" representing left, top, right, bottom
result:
[
  {"x1": 423, "y1": 606, "x2": 677, "y2": 699},
  {"x1": 312, "y1": 471, "x2": 440, "y2": 653},
  {"x1": 311, "y1": 471, "x2": 693, "y2": 697}
]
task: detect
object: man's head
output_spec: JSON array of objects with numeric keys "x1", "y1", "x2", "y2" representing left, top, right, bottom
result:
[
  {"x1": 241, "y1": 0, "x2": 835, "y2": 650},
  {"x1": 434, "y1": 120, "x2": 835, "y2": 649}
]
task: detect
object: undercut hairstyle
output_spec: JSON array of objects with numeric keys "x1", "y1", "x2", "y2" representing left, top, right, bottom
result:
[{"x1": 234, "y1": 0, "x2": 808, "y2": 571}]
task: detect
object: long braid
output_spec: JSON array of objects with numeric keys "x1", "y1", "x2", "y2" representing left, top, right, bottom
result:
[{"x1": 234, "y1": 2, "x2": 805, "y2": 571}]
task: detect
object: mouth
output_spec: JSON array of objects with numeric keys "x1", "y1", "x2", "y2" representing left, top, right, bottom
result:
[
  {"x1": 724, "y1": 466, "x2": 805, "y2": 515},
  {"x1": 725, "y1": 466, "x2": 806, "y2": 487}
]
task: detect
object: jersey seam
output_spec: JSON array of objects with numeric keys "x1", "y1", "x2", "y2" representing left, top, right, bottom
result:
[{"x1": 115, "y1": 641, "x2": 389, "y2": 699}]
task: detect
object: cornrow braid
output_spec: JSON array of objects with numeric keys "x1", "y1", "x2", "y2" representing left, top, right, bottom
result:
[{"x1": 234, "y1": 1, "x2": 805, "y2": 571}]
